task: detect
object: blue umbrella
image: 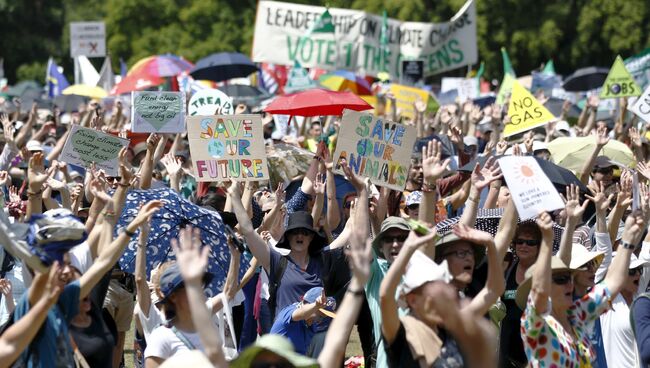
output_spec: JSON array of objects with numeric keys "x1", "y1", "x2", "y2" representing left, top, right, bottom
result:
[
  {"x1": 115, "y1": 187, "x2": 246, "y2": 296},
  {"x1": 190, "y1": 52, "x2": 259, "y2": 82}
]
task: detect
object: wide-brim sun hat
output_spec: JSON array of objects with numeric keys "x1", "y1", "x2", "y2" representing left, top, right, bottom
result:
[
  {"x1": 435, "y1": 232, "x2": 486, "y2": 266},
  {"x1": 515, "y1": 257, "x2": 572, "y2": 309},
  {"x1": 231, "y1": 334, "x2": 319, "y2": 368},
  {"x1": 569, "y1": 243, "x2": 605, "y2": 271},
  {"x1": 275, "y1": 211, "x2": 326, "y2": 254}
]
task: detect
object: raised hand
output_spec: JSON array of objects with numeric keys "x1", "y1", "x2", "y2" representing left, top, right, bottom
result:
[
  {"x1": 130, "y1": 200, "x2": 163, "y2": 228},
  {"x1": 587, "y1": 95, "x2": 599, "y2": 108},
  {"x1": 171, "y1": 226, "x2": 209, "y2": 284},
  {"x1": 346, "y1": 239, "x2": 372, "y2": 285},
  {"x1": 341, "y1": 159, "x2": 365, "y2": 192},
  {"x1": 562, "y1": 184, "x2": 588, "y2": 223},
  {"x1": 414, "y1": 98, "x2": 427, "y2": 114},
  {"x1": 536, "y1": 212, "x2": 554, "y2": 237},
  {"x1": 585, "y1": 181, "x2": 614, "y2": 214},
  {"x1": 146, "y1": 133, "x2": 161, "y2": 151},
  {"x1": 0, "y1": 171, "x2": 9, "y2": 187},
  {"x1": 471, "y1": 156, "x2": 502, "y2": 190},
  {"x1": 8, "y1": 186, "x2": 20, "y2": 203},
  {"x1": 313, "y1": 172, "x2": 326, "y2": 195},
  {"x1": 637, "y1": 161, "x2": 650, "y2": 181},
  {"x1": 421, "y1": 140, "x2": 451, "y2": 183},
  {"x1": 523, "y1": 131, "x2": 534, "y2": 154},
  {"x1": 274, "y1": 182, "x2": 286, "y2": 205},
  {"x1": 629, "y1": 127, "x2": 642, "y2": 148},
  {"x1": 495, "y1": 140, "x2": 508, "y2": 156},
  {"x1": 402, "y1": 227, "x2": 438, "y2": 250},
  {"x1": 161, "y1": 153, "x2": 182, "y2": 180},
  {"x1": 28, "y1": 152, "x2": 48, "y2": 192},
  {"x1": 595, "y1": 126, "x2": 609, "y2": 147},
  {"x1": 449, "y1": 126, "x2": 464, "y2": 150},
  {"x1": 616, "y1": 170, "x2": 634, "y2": 208},
  {"x1": 452, "y1": 223, "x2": 494, "y2": 246}
]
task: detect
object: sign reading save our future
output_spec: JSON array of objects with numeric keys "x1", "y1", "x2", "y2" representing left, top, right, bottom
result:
[
  {"x1": 131, "y1": 91, "x2": 185, "y2": 133},
  {"x1": 187, "y1": 115, "x2": 269, "y2": 182},
  {"x1": 332, "y1": 110, "x2": 417, "y2": 191},
  {"x1": 60, "y1": 125, "x2": 130, "y2": 176},
  {"x1": 252, "y1": 0, "x2": 477, "y2": 78}
]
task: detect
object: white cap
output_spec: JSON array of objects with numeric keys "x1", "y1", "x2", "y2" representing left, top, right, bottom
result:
[
  {"x1": 555, "y1": 120, "x2": 570, "y2": 133},
  {"x1": 26, "y1": 140, "x2": 43, "y2": 152},
  {"x1": 463, "y1": 136, "x2": 478, "y2": 147},
  {"x1": 532, "y1": 141, "x2": 548, "y2": 152},
  {"x1": 612, "y1": 252, "x2": 650, "y2": 269},
  {"x1": 399, "y1": 250, "x2": 452, "y2": 295}
]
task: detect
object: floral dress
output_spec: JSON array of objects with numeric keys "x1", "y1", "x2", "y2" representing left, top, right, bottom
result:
[{"x1": 520, "y1": 283, "x2": 611, "y2": 368}]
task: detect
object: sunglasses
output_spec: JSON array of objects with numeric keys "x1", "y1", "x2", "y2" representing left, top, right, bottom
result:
[
  {"x1": 514, "y1": 239, "x2": 541, "y2": 247},
  {"x1": 629, "y1": 267, "x2": 644, "y2": 276},
  {"x1": 382, "y1": 235, "x2": 408, "y2": 244},
  {"x1": 552, "y1": 274, "x2": 573, "y2": 285},
  {"x1": 443, "y1": 249, "x2": 475, "y2": 260},
  {"x1": 106, "y1": 176, "x2": 122, "y2": 183},
  {"x1": 288, "y1": 229, "x2": 312, "y2": 237},
  {"x1": 593, "y1": 167, "x2": 614, "y2": 175}
]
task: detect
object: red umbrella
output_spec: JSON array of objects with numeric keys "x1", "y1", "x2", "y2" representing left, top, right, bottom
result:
[
  {"x1": 111, "y1": 72, "x2": 164, "y2": 95},
  {"x1": 264, "y1": 89, "x2": 372, "y2": 116}
]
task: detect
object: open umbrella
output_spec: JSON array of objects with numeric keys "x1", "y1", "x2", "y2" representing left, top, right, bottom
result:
[
  {"x1": 130, "y1": 54, "x2": 194, "y2": 78},
  {"x1": 63, "y1": 84, "x2": 108, "y2": 99},
  {"x1": 53, "y1": 94, "x2": 87, "y2": 112},
  {"x1": 319, "y1": 70, "x2": 372, "y2": 95},
  {"x1": 547, "y1": 136, "x2": 635, "y2": 172},
  {"x1": 115, "y1": 187, "x2": 246, "y2": 296},
  {"x1": 544, "y1": 97, "x2": 582, "y2": 118},
  {"x1": 110, "y1": 71, "x2": 164, "y2": 95},
  {"x1": 264, "y1": 89, "x2": 372, "y2": 116},
  {"x1": 6, "y1": 80, "x2": 41, "y2": 97},
  {"x1": 562, "y1": 67, "x2": 609, "y2": 92},
  {"x1": 190, "y1": 52, "x2": 259, "y2": 82},
  {"x1": 218, "y1": 84, "x2": 270, "y2": 106},
  {"x1": 436, "y1": 208, "x2": 565, "y2": 252}
]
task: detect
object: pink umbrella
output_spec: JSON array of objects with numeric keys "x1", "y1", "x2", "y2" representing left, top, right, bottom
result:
[
  {"x1": 264, "y1": 88, "x2": 372, "y2": 116},
  {"x1": 130, "y1": 54, "x2": 194, "y2": 78}
]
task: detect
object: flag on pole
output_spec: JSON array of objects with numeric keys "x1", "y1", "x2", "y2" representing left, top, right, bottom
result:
[
  {"x1": 96, "y1": 56, "x2": 115, "y2": 92},
  {"x1": 46, "y1": 58, "x2": 70, "y2": 98},
  {"x1": 501, "y1": 47, "x2": 516, "y2": 77},
  {"x1": 77, "y1": 56, "x2": 100, "y2": 86},
  {"x1": 542, "y1": 60, "x2": 555, "y2": 74}
]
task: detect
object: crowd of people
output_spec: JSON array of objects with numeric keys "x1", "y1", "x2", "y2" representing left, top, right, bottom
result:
[{"x1": 0, "y1": 79, "x2": 649, "y2": 368}]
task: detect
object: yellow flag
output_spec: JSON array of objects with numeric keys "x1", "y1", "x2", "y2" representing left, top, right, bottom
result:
[{"x1": 504, "y1": 81, "x2": 555, "y2": 137}]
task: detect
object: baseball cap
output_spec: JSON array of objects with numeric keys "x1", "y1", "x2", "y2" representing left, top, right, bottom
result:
[
  {"x1": 399, "y1": 250, "x2": 452, "y2": 295},
  {"x1": 463, "y1": 136, "x2": 478, "y2": 147},
  {"x1": 26, "y1": 140, "x2": 43, "y2": 152},
  {"x1": 302, "y1": 287, "x2": 337, "y2": 319},
  {"x1": 405, "y1": 191, "x2": 423, "y2": 207}
]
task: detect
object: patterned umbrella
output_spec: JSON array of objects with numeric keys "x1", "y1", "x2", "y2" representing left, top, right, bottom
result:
[
  {"x1": 436, "y1": 208, "x2": 565, "y2": 252},
  {"x1": 130, "y1": 54, "x2": 194, "y2": 78},
  {"x1": 319, "y1": 70, "x2": 372, "y2": 95},
  {"x1": 115, "y1": 187, "x2": 246, "y2": 296}
]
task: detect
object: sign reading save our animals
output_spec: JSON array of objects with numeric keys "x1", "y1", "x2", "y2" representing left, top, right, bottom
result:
[
  {"x1": 332, "y1": 110, "x2": 417, "y2": 191},
  {"x1": 188, "y1": 89, "x2": 234, "y2": 116},
  {"x1": 187, "y1": 114, "x2": 269, "y2": 182},
  {"x1": 61, "y1": 125, "x2": 130, "y2": 176},
  {"x1": 131, "y1": 91, "x2": 185, "y2": 133}
]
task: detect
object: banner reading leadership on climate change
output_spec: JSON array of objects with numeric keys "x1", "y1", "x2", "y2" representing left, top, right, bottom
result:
[{"x1": 252, "y1": 0, "x2": 477, "y2": 78}]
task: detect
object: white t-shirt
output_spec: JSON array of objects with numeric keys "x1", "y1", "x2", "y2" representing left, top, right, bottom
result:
[
  {"x1": 600, "y1": 293, "x2": 640, "y2": 368},
  {"x1": 135, "y1": 302, "x2": 165, "y2": 341},
  {"x1": 144, "y1": 325, "x2": 205, "y2": 361}
]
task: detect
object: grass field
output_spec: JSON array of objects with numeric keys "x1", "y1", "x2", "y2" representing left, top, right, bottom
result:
[{"x1": 123, "y1": 322, "x2": 364, "y2": 367}]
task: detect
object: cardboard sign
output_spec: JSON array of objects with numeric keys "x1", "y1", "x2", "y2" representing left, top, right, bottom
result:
[
  {"x1": 504, "y1": 81, "x2": 555, "y2": 137},
  {"x1": 187, "y1": 115, "x2": 269, "y2": 182},
  {"x1": 61, "y1": 125, "x2": 130, "y2": 176},
  {"x1": 70, "y1": 22, "x2": 106, "y2": 58},
  {"x1": 386, "y1": 84, "x2": 430, "y2": 119},
  {"x1": 332, "y1": 110, "x2": 417, "y2": 191},
  {"x1": 188, "y1": 89, "x2": 234, "y2": 116},
  {"x1": 441, "y1": 77, "x2": 479, "y2": 103},
  {"x1": 131, "y1": 91, "x2": 185, "y2": 133},
  {"x1": 252, "y1": 0, "x2": 477, "y2": 78},
  {"x1": 498, "y1": 156, "x2": 564, "y2": 220},
  {"x1": 400, "y1": 60, "x2": 424, "y2": 86},
  {"x1": 628, "y1": 85, "x2": 650, "y2": 123},
  {"x1": 600, "y1": 55, "x2": 642, "y2": 99}
]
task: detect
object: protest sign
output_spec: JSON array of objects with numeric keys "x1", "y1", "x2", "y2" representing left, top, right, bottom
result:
[
  {"x1": 70, "y1": 22, "x2": 106, "y2": 58},
  {"x1": 628, "y1": 85, "x2": 650, "y2": 123},
  {"x1": 187, "y1": 115, "x2": 269, "y2": 182},
  {"x1": 61, "y1": 125, "x2": 129, "y2": 176},
  {"x1": 441, "y1": 77, "x2": 479, "y2": 102},
  {"x1": 252, "y1": 0, "x2": 477, "y2": 78},
  {"x1": 498, "y1": 156, "x2": 564, "y2": 220},
  {"x1": 285, "y1": 61, "x2": 318, "y2": 93},
  {"x1": 400, "y1": 60, "x2": 424, "y2": 86},
  {"x1": 332, "y1": 110, "x2": 417, "y2": 191},
  {"x1": 600, "y1": 55, "x2": 641, "y2": 99},
  {"x1": 131, "y1": 91, "x2": 185, "y2": 133},
  {"x1": 504, "y1": 80, "x2": 555, "y2": 137},
  {"x1": 188, "y1": 89, "x2": 234, "y2": 116},
  {"x1": 387, "y1": 84, "x2": 430, "y2": 119}
]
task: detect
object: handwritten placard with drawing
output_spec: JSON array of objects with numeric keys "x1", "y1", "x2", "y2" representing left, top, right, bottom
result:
[
  {"x1": 187, "y1": 114, "x2": 269, "y2": 182},
  {"x1": 60, "y1": 125, "x2": 130, "y2": 176},
  {"x1": 131, "y1": 91, "x2": 185, "y2": 133}
]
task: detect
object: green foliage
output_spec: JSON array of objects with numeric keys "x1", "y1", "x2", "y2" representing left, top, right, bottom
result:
[
  {"x1": 2, "y1": 0, "x2": 650, "y2": 83},
  {"x1": 16, "y1": 61, "x2": 48, "y2": 82}
]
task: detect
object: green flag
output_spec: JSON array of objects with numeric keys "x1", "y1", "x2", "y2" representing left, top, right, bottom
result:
[
  {"x1": 542, "y1": 60, "x2": 555, "y2": 74},
  {"x1": 380, "y1": 10, "x2": 389, "y2": 73},
  {"x1": 501, "y1": 47, "x2": 516, "y2": 77},
  {"x1": 311, "y1": 9, "x2": 335, "y2": 33}
]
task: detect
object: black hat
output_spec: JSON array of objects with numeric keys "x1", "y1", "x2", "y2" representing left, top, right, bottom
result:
[{"x1": 276, "y1": 211, "x2": 326, "y2": 255}]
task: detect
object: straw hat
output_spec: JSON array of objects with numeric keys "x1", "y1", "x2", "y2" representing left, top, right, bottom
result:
[
  {"x1": 569, "y1": 243, "x2": 605, "y2": 270},
  {"x1": 515, "y1": 257, "x2": 572, "y2": 309}
]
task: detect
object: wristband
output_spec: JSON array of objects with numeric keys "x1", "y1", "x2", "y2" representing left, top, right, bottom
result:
[
  {"x1": 621, "y1": 241, "x2": 636, "y2": 250},
  {"x1": 124, "y1": 228, "x2": 136, "y2": 238},
  {"x1": 27, "y1": 189, "x2": 43, "y2": 197},
  {"x1": 347, "y1": 288, "x2": 364, "y2": 296},
  {"x1": 421, "y1": 182, "x2": 437, "y2": 193},
  {"x1": 117, "y1": 182, "x2": 130, "y2": 188}
]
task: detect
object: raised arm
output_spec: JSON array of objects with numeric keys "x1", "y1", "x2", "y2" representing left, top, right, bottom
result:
[
  {"x1": 494, "y1": 200, "x2": 518, "y2": 261},
  {"x1": 578, "y1": 127, "x2": 608, "y2": 184},
  {"x1": 135, "y1": 223, "x2": 152, "y2": 317},
  {"x1": 161, "y1": 153, "x2": 182, "y2": 193},
  {"x1": 460, "y1": 157, "x2": 502, "y2": 227},
  {"x1": 557, "y1": 185, "x2": 589, "y2": 265},
  {"x1": 342, "y1": 161, "x2": 369, "y2": 242},
  {"x1": 140, "y1": 133, "x2": 161, "y2": 190},
  {"x1": 227, "y1": 183, "x2": 270, "y2": 271},
  {"x1": 172, "y1": 227, "x2": 228, "y2": 368},
  {"x1": 608, "y1": 172, "x2": 633, "y2": 244},
  {"x1": 605, "y1": 211, "x2": 646, "y2": 297},
  {"x1": 379, "y1": 229, "x2": 437, "y2": 345},
  {"x1": 529, "y1": 212, "x2": 555, "y2": 313},
  {"x1": 310, "y1": 172, "x2": 326, "y2": 228},
  {"x1": 586, "y1": 182, "x2": 615, "y2": 282},
  {"x1": 419, "y1": 140, "x2": 452, "y2": 226},
  {"x1": 26, "y1": 152, "x2": 49, "y2": 219}
]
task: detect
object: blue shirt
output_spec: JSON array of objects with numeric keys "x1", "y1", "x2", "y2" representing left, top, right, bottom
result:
[
  {"x1": 269, "y1": 248, "x2": 323, "y2": 318},
  {"x1": 633, "y1": 295, "x2": 650, "y2": 366},
  {"x1": 13, "y1": 280, "x2": 81, "y2": 368},
  {"x1": 269, "y1": 303, "x2": 314, "y2": 354}
]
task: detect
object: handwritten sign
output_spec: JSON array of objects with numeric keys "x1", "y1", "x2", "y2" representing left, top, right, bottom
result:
[
  {"x1": 386, "y1": 84, "x2": 430, "y2": 120},
  {"x1": 61, "y1": 125, "x2": 130, "y2": 176},
  {"x1": 332, "y1": 110, "x2": 417, "y2": 191},
  {"x1": 131, "y1": 91, "x2": 185, "y2": 133},
  {"x1": 187, "y1": 115, "x2": 269, "y2": 182},
  {"x1": 498, "y1": 156, "x2": 564, "y2": 220},
  {"x1": 188, "y1": 89, "x2": 234, "y2": 116},
  {"x1": 628, "y1": 85, "x2": 650, "y2": 123}
]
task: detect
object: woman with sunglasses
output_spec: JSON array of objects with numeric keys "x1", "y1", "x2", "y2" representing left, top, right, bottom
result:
[{"x1": 518, "y1": 211, "x2": 646, "y2": 368}]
